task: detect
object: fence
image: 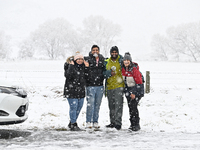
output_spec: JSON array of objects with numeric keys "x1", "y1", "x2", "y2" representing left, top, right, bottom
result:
[{"x1": 1, "y1": 70, "x2": 200, "y2": 92}]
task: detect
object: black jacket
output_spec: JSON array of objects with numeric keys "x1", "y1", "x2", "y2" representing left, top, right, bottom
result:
[
  {"x1": 64, "y1": 61, "x2": 89, "y2": 98},
  {"x1": 84, "y1": 52, "x2": 105, "y2": 87}
]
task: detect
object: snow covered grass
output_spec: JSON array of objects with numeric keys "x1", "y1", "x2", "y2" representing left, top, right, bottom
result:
[{"x1": 0, "y1": 60, "x2": 200, "y2": 133}]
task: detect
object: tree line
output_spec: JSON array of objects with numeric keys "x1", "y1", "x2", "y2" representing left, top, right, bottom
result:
[
  {"x1": 0, "y1": 16, "x2": 121, "y2": 60},
  {"x1": 151, "y1": 21, "x2": 200, "y2": 62},
  {"x1": 1, "y1": 19, "x2": 200, "y2": 61}
]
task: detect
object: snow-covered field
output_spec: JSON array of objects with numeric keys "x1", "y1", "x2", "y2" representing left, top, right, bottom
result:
[{"x1": 0, "y1": 60, "x2": 200, "y2": 149}]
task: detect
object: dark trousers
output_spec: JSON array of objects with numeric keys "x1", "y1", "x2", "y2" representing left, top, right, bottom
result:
[
  {"x1": 126, "y1": 96, "x2": 141, "y2": 126},
  {"x1": 107, "y1": 87, "x2": 124, "y2": 126}
]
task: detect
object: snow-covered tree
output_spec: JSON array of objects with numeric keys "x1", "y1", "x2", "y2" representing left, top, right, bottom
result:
[
  {"x1": 0, "y1": 31, "x2": 11, "y2": 59},
  {"x1": 18, "y1": 38, "x2": 35, "y2": 59},
  {"x1": 167, "y1": 23, "x2": 200, "y2": 62},
  {"x1": 151, "y1": 34, "x2": 169, "y2": 61},
  {"x1": 151, "y1": 21, "x2": 200, "y2": 62},
  {"x1": 30, "y1": 18, "x2": 80, "y2": 59},
  {"x1": 80, "y1": 15, "x2": 122, "y2": 57}
]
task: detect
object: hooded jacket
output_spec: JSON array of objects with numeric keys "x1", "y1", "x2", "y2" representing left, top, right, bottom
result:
[
  {"x1": 121, "y1": 62, "x2": 144, "y2": 98},
  {"x1": 63, "y1": 57, "x2": 89, "y2": 98},
  {"x1": 103, "y1": 54, "x2": 125, "y2": 92}
]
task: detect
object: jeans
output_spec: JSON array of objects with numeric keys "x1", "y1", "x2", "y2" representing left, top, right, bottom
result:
[
  {"x1": 86, "y1": 86, "x2": 104, "y2": 123},
  {"x1": 67, "y1": 98, "x2": 84, "y2": 124}
]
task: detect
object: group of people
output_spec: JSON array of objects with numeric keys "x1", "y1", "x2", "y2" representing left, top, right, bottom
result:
[{"x1": 63, "y1": 45, "x2": 144, "y2": 131}]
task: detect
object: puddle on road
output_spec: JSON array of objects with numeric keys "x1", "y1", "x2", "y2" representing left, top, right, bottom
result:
[{"x1": 0, "y1": 129, "x2": 31, "y2": 139}]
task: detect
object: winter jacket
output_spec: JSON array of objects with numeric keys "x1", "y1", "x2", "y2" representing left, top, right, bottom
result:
[
  {"x1": 122, "y1": 62, "x2": 144, "y2": 99},
  {"x1": 84, "y1": 52, "x2": 105, "y2": 87},
  {"x1": 103, "y1": 54, "x2": 124, "y2": 92},
  {"x1": 63, "y1": 59, "x2": 89, "y2": 99}
]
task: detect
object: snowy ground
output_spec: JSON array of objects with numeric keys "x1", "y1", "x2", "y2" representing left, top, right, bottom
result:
[{"x1": 0, "y1": 60, "x2": 200, "y2": 149}]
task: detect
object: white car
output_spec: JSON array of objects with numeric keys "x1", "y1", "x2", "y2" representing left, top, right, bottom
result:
[{"x1": 0, "y1": 79, "x2": 29, "y2": 125}]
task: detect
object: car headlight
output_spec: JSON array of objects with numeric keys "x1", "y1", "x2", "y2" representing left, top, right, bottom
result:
[{"x1": 0, "y1": 86, "x2": 27, "y2": 98}]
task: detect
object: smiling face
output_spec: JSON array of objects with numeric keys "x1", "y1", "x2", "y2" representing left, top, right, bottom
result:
[
  {"x1": 123, "y1": 59, "x2": 131, "y2": 67},
  {"x1": 111, "y1": 50, "x2": 118, "y2": 60},
  {"x1": 76, "y1": 58, "x2": 84, "y2": 65},
  {"x1": 91, "y1": 47, "x2": 99, "y2": 55}
]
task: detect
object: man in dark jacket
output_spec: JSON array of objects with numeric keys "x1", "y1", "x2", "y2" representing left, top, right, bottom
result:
[{"x1": 84, "y1": 45, "x2": 105, "y2": 129}]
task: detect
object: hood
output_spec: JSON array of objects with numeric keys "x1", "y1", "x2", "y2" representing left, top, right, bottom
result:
[{"x1": 66, "y1": 56, "x2": 74, "y2": 63}]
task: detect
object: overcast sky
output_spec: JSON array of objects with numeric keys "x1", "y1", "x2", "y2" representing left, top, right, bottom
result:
[{"x1": 1, "y1": 0, "x2": 200, "y2": 58}]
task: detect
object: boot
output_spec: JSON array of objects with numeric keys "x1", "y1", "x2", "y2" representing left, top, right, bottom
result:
[
  {"x1": 70, "y1": 123, "x2": 81, "y2": 131},
  {"x1": 135, "y1": 118, "x2": 141, "y2": 131},
  {"x1": 68, "y1": 122, "x2": 72, "y2": 128},
  {"x1": 129, "y1": 118, "x2": 140, "y2": 131},
  {"x1": 114, "y1": 125, "x2": 121, "y2": 130},
  {"x1": 68, "y1": 122, "x2": 78, "y2": 128}
]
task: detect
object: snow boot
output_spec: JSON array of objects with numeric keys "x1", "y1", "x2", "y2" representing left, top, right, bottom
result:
[
  {"x1": 114, "y1": 125, "x2": 121, "y2": 130},
  {"x1": 70, "y1": 123, "x2": 81, "y2": 131},
  {"x1": 129, "y1": 118, "x2": 140, "y2": 131},
  {"x1": 68, "y1": 122, "x2": 72, "y2": 128}
]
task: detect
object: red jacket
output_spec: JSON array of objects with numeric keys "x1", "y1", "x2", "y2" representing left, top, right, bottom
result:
[
  {"x1": 122, "y1": 62, "x2": 144, "y2": 98},
  {"x1": 121, "y1": 62, "x2": 143, "y2": 85}
]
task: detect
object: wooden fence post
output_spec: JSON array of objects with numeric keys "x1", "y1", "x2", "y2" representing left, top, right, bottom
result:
[{"x1": 145, "y1": 71, "x2": 150, "y2": 93}]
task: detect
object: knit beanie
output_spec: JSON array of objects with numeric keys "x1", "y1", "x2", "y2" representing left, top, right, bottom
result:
[
  {"x1": 74, "y1": 51, "x2": 84, "y2": 60},
  {"x1": 123, "y1": 52, "x2": 132, "y2": 62},
  {"x1": 110, "y1": 46, "x2": 119, "y2": 54}
]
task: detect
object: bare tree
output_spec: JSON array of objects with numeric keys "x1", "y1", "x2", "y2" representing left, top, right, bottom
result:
[
  {"x1": 18, "y1": 38, "x2": 35, "y2": 59},
  {"x1": 151, "y1": 34, "x2": 170, "y2": 61},
  {"x1": 80, "y1": 15, "x2": 122, "y2": 57},
  {"x1": 0, "y1": 31, "x2": 11, "y2": 59},
  {"x1": 167, "y1": 23, "x2": 200, "y2": 61},
  {"x1": 30, "y1": 18, "x2": 80, "y2": 59},
  {"x1": 151, "y1": 21, "x2": 200, "y2": 62}
]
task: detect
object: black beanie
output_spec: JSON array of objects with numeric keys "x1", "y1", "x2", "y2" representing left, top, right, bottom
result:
[
  {"x1": 123, "y1": 52, "x2": 132, "y2": 62},
  {"x1": 110, "y1": 46, "x2": 119, "y2": 54}
]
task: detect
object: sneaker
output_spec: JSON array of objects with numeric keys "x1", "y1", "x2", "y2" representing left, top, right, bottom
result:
[
  {"x1": 93, "y1": 122, "x2": 100, "y2": 128},
  {"x1": 105, "y1": 124, "x2": 115, "y2": 128},
  {"x1": 86, "y1": 122, "x2": 92, "y2": 128}
]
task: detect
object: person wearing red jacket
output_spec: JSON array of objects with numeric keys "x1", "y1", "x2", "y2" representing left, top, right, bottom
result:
[{"x1": 121, "y1": 52, "x2": 144, "y2": 131}]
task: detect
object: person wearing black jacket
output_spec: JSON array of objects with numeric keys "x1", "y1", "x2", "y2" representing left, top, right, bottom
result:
[
  {"x1": 84, "y1": 45, "x2": 105, "y2": 129},
  {"x1": 64, "y1": 52, "x2": 89, "y2": 131}
]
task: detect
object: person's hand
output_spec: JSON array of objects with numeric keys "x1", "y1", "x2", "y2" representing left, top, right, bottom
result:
[
  {"x1": 84, "y1": 60, "x2": 89, "y2": 67},
  {"x1": 130, "y1": 93, "x2": 135, "y2": 100},
  {"x1": 69, "y1": 60, "x2": 74, "y2": 65},
  {"x1": 111, "y1": 70, "x2": 116, "y2": 76}
]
